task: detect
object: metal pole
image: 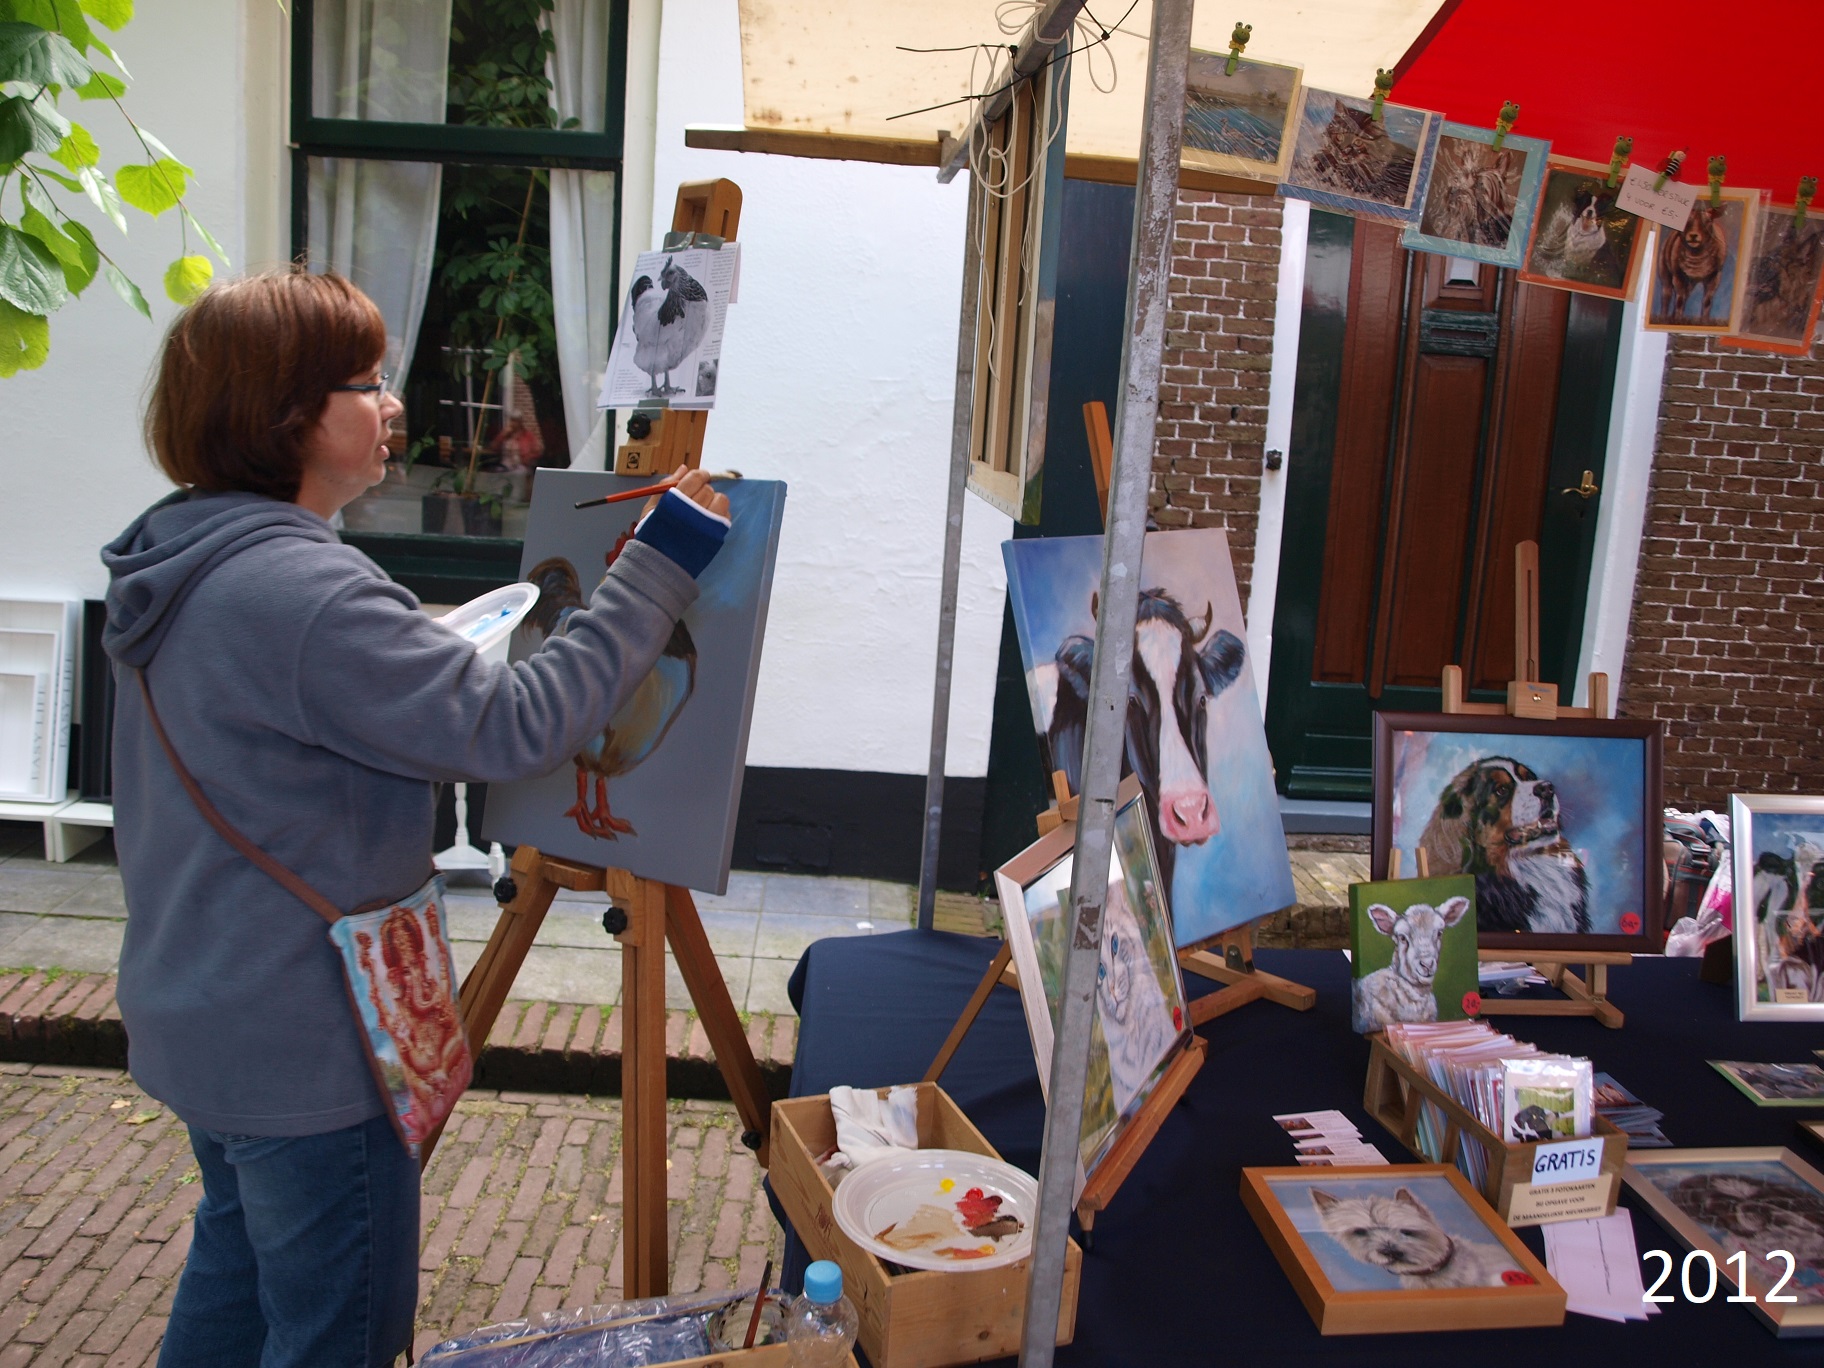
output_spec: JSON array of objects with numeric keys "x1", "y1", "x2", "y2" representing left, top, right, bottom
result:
[
  {"x1": 937, "y1": 0, "x2": 1088, "y2": 183},
  {"x1": 916, "y1": 171, "x2": 986, "y2": 932},
  {"x1": 1017, "y1": 2, "x2": 1190, "y2": 1364}
]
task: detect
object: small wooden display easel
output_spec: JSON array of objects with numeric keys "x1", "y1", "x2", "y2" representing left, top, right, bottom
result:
[
  {"x1": 420, "y1": 181, "x2": 774, "y2": 1300},
  {"x1": 1438, "y1": 540, "x2": 1629, "y2": 1030}
]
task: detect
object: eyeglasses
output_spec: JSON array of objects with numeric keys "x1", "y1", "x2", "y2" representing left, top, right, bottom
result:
[{"x1": 332, "y1": 373, "x2": 391, "y2": 394}]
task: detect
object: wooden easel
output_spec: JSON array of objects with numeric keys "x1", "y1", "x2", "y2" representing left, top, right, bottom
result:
[
  {"x1": 1436, "y1": 540, "x2": 1629, "y2": 1029},
  {"x1": 421, "y1": 181, "x2": 774, "y2": 1300}
]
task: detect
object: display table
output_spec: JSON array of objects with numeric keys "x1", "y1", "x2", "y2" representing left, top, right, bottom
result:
[{"x1": 775, "y1": 930, "x2": 1823, "y2": 1365}]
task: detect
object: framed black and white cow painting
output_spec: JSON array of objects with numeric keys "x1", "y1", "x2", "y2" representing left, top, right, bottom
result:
[
  {"x1": 1003, "y1": 528, "x2": 1296, "y2": 949},
  {"x1": 1371, "y1": 712, "x2": 1665, "y2": 954}
]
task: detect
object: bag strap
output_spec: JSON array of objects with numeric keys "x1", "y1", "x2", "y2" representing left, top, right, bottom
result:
[{"x1": 136, "y1": 670, "x2": 343, "y2": 926}]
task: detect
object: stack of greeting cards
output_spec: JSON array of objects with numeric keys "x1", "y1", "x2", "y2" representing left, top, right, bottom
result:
[
  {"x1": 1381, "y1": 1022, "x2": 1593, "y2": 1187},
  {"x1": 1271, "y1": 1110, "x2": 1388, "y2": 1166}
]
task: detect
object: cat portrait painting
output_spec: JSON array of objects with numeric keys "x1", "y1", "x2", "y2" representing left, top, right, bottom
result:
[{"x1": 1281, "y1": 88, "x2": 1440, "y2": 224}]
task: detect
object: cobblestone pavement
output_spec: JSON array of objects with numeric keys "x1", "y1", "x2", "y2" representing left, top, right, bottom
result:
[{"x1": 0, "y1": 1064, "x2": 786, "y2": 1365}]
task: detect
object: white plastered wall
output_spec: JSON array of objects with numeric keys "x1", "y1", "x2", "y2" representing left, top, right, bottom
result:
[
  {"x1": 4, "y1": 0, "x2": 282, "y2": 603},
  {"x1": 647, "y1": 0, "x2": 1010, "y2": 776}
]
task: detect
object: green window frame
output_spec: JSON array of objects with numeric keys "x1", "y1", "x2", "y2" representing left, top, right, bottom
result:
[{"x1": 287, "y1": 0, "x2": 629, "y2": 601}]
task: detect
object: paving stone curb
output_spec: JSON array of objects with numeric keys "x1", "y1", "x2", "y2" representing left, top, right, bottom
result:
[{"x1": 0, "y1": 972, "x2": 798, "y2": 1101}]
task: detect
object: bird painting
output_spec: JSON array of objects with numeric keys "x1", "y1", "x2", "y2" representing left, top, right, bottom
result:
[
  {"x1": 629, "y1": 256, "x2": 710, "y2": 397},
  {"x1": 521, "y1": 553, "x2": 697, "y2": 839}
]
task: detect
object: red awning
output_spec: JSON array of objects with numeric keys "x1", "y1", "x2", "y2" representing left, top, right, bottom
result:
[{"x1": 1393, "y1": 0, "x2": 1823, "y2": 202}]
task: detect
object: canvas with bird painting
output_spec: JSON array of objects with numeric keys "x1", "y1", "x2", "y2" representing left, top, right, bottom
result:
[{"x1": 480, "y1": 470, "x2": 786, "y2": 894}]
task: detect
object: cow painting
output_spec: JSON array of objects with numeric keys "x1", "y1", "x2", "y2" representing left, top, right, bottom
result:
[
  {"x1": 1033, "y1": 588, "x2": 1245, "y2": 894},
  {"x1": 1004, "y1": 529, "x2": 1297, "y2": 948}
]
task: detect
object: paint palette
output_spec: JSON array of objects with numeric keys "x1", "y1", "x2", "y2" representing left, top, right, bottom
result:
[
  {"x1": 832, "y1": 1150, "x2": 1036, "y2": 1272},
  {"x1": 436, "y1": 583, "x2": 540, "y2": 662}
]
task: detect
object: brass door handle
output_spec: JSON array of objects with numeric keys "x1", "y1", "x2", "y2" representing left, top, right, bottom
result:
[{"x1": 1561, "y1": 470, "x2": 1599, "y2": 499}]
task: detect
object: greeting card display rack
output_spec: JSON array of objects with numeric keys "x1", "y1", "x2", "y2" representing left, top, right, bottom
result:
[
  {"x1": 420, "y1": 181, "x2": 771, "y2": 1304},
  {"x1": 1436, "y1": 540, "x2": 1629, "y2": 1030}
]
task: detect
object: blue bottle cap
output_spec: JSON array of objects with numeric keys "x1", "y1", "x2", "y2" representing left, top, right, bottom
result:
[{"x1": 804, "y1": 1260, "x2": 843, "y2": 1305}]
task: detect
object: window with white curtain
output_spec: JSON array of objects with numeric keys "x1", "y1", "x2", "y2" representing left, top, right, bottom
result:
[{"x1": 291, "y1": 0, "x2": 625, "y2": 586}]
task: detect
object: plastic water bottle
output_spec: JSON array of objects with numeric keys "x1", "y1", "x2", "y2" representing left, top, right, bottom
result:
[{"x1": 784, "y1": 1260, "x2": 858, "y2": 1365}]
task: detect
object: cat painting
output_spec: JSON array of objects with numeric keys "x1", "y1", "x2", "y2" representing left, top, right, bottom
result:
[
  {"x1": 1282, "y1": 89, "x2": 1437, "y2": 223},
  {"x1": 1419, "y1": 136, "x2": 1519, "y2": 248}
]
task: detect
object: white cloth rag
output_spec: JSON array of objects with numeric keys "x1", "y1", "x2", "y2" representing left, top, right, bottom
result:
[{"x1": 822, "y1": 1085, "x2": 920, "y2": 1184}]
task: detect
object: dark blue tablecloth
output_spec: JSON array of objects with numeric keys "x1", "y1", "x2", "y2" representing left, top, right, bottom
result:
[{"x1": 773, "y1": 929, "x2": 1824, "y2": 1365}]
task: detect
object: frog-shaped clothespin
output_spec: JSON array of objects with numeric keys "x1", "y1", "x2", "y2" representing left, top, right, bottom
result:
[
  {"x1": 1491, "y1": 101, "x2": 1520, "y2": 150},
  {"x1": 1225, "y1": 22, "x2": 1252, "y2": 76},
  {"x1": 1370, "y1": 68, "x2": 1394, "y2": 123},
  {"x1": 1654, "y1": 149, "x2": 1686, "y2": 193},
  {"x1": 1797, "y1": 177, "x2": 1818, "y2": 229},
  {"x1": 1707, "y1": 155, "x2": 1726, "y2": 208},
  {"x1": 1605, "y1": 136, "x2": 1633, "y2": 189}
]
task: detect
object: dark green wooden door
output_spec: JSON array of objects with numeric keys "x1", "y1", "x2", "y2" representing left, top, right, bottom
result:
[{"x1": 1264, "y1": 211, "x2": 1623, "y2": 800}]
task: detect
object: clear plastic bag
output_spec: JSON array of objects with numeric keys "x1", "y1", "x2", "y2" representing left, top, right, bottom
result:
[{"x1": 419, "y1": 1287, "x2": 784, "y2": 1366}]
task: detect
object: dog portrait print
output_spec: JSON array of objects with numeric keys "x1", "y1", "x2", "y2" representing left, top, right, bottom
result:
[
  {"x1": 1729, "y1": 208, "x2": 1824, "y2": 352},
  {"x1": 1522, "y1": 159, "x2": 1646, "y2": 297},
  {"x1": 1283, "y1": 1178, "x2": 1525, "y2": 1292},
  {"x1": 1419, "y1": 136, "x2": 1519, "y2": 248},
  {"x1": 1383, "y1": 723, "x2": 1653, "y2": 943},
  {"x1": 1635, "y1": 1160, "x2": 1824, "y2": 1303}
]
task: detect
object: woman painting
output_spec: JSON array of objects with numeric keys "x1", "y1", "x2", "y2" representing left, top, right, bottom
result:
[{"x1": 102, "y1": 270, "x2": 732, "y2": 1366}]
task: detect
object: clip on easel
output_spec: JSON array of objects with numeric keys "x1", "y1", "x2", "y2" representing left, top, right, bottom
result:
[
  {"x1": 1438, "y1": 539, "x2": 1628, "y2": 1029},
  {"x1": 421, "y1": 180, "x2": 774, "y2": 1301},
  {"x1": 926, "y1": 775, "x2": 1207, "y2": 1241}
]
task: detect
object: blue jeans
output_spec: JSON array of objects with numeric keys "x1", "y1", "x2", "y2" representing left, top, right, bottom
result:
[{"x1": 159, "y1": 1113, "x2": 420, "y2": 1368}]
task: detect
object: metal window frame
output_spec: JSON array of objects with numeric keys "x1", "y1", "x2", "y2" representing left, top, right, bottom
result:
[{"x1": 288, "y1": 0, "x2": 631, "y2": 577}]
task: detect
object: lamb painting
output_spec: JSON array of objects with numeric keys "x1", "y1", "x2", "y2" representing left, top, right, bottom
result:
[
  {"x1": 996, "y1": 787, "x2": 1189, "y2": 1188},
  {"x1": 1348, "y1": 876, "x2": 1478, "y2": 1035},
  {"x1": 480, "y1": 471, "x2": 786, "y2": 894},
  {"x1": 1003, "y1": 528, "x2": 1297, "y2": 948}
]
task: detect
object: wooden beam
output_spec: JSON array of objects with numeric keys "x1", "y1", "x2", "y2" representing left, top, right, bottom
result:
[{"x1": 682, "y1": 126, "x2": 1276, "y2": 198}]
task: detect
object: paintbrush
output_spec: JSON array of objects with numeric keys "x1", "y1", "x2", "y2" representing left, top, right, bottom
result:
[
  {"x1": 573, "y1": 470, "x2": 743, "y2": 510},
  {"x1": 743, "y1": 1257, "x2": 774, "y2": 1348}
]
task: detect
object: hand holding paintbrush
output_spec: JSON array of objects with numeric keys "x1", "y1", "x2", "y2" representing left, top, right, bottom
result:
[{"x1": 574, "y1": 467, "x2": 740, "y2": 517}]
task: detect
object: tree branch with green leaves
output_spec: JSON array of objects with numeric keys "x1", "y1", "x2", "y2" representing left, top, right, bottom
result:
[{"x1": 0, "y1": 0, "x2": 228, "y2": 377}]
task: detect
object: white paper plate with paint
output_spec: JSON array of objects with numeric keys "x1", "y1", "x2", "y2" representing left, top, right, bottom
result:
[
  {"x1": 832, "y1": 1149, "x2": 1036, "y2": 1271},
  {"x1": 436, "y1": 583, "x2": 539, "y2": 662}
]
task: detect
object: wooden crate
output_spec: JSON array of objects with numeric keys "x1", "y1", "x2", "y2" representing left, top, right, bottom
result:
[
  {"x1": 771, "y1": 1084, "x2": 1080, "y2": 1368},
  {"x1": 1363, "y1": 1033, "x2": 1628, "y2": 1226}
]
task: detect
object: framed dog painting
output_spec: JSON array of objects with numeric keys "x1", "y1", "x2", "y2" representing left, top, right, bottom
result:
[
  {"x1": 1624, "y1": 1147, "x2": 1824, "y2": 1335},
  {"x1": 1644, "y1": 187, "x2": 1762, "y2": 334},
  {"x1": 1240, "y1": 1165, "x2": 1564, "y2": 1334},
  {"x1": 1729, "y1": 793, "x2": 1824, "y2": 1021},
  {"x1": 1518, "y1": 155, "x2": 1651, "y2": 300},
  {"x1": 1372, "y1": 713, "x2": 1664, "y2": 953},
  {"x1": 994, "y1": 775, "x2": 1192, "y2": 1198},
  {"x1": 1400, "y1": 123, "x2": 1549, "y2": 269},
  {"x1": 1278, "y1": 88, "x2": 1442, "y2": 225},
  {"x1": 1722, "y1": 204, "x2": 1824, "y2": 356}
]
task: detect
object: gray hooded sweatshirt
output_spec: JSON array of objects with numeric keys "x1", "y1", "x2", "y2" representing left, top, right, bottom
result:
[{"x1": 102, "y1": 489, "x2": 697, "y2": 1135}]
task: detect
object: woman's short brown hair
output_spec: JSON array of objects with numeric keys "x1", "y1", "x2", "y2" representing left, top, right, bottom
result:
[{"x1": 145, "y1": 269, "x2": 387, "y2": 500}]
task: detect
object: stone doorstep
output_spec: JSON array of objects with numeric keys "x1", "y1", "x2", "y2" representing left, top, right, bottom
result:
[{"x1": 0, "y1": 970, "x2": 799, "y2": 1103}]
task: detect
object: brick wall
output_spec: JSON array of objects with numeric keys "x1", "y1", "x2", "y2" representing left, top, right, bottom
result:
[
  {"x1": 1153, "y1": 189, "x2": 1283, "y2": 613},
  {"x1": 1621, "y1": 334, "x2": 1824, "y2": 806}
]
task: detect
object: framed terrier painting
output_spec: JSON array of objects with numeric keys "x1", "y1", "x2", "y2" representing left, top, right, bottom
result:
[
  {"x1": 1401, "y1": 123, "x2": 1549, "y2": 269},
  {"x1": 1372, "y1": 713, "x2": 1664, "y2": 954},
  {"x1": 1519, "y1": 156, "x2": 1652, "y2": 299},
  {"x1": 1644, "y1": 187, "x2": 1762, "y2": 334},
  {"x1": 1240, "y1": 1165, "x2": 1565, "y2": 1334},
  {"x1": 1278, "y1": 88, "x2": 1442, "y2": 225},
  {"x1": 1624, "y1": 1147, "x2": 1824, "y2": 1335},
  {"x1": 1729, "y1": 794, "x2": 1824, "y2": 1020}
]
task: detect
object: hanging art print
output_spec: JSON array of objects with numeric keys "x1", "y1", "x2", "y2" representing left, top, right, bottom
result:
[
  {"x1": 1400, "y1": 123, "x2": 1549, "y2": 269},
  {"x1": 1519, "y1": 156, "x2": 1651, "y2": 300},
  {"x1": 1278, "y1": 88, "x2": 1441, "y2": 225},
  {"x1": 1722, "y1": 204, "x2": 1824, "y2": 355},
  {"x1": 1645, "y1": 188, "x2": 1761, "y2": 333},
  {"x1": 1182, "y1": 49, "x2": 1302, "y2": 183},
  {"x1": 1728, "y1": 793, "x2": 1824, "y2": 1019},
  {"x1": 481, "y1": 471, "x2": 786, "y2": 894},
  {"x1": 1002, "y1": 528, "x2": 1296, "y2": 947}
]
